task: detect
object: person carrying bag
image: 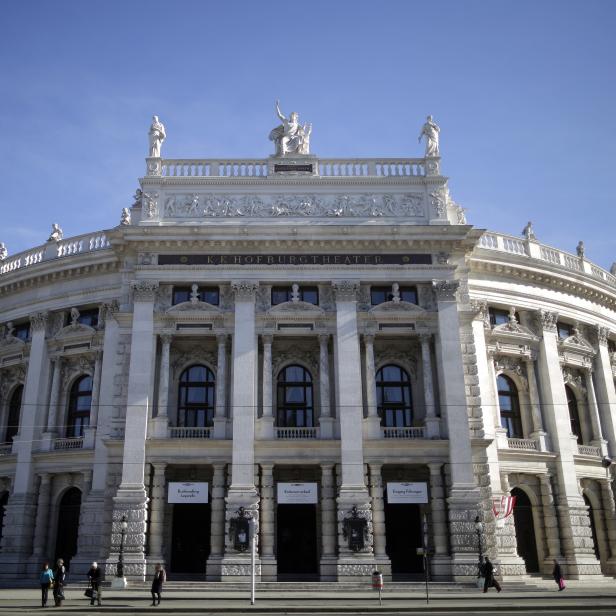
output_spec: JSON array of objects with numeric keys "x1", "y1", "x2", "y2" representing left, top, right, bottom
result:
[
  {"x1": 86, "y1": 562, "x2": 102, "y2": 606},
  {"x1": 39, "y1": 562, "x2": 54, "y2": 608},
  {"x1": 53, "y1": 559, "x2": 66, "y2": 606}
]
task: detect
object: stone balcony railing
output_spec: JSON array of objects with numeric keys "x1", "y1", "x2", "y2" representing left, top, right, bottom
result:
[
  {"x1": 275, "y1": 427, "x2": 320, "y2": 439},
  {"x1": 577, "y1": 443, "x2": 602, "y2": 457},
  {"x1": 507, "y1": 438, "x2": 538, "y2": 451},
  {"x1": 53, "y1": 436, "x2": 85, "y2": 451},
  {"x1": 169, "y1": 426, "x2": 211, "y2": 439},
  {"x1": 382, "y1": 426, "x2": 425, "y2": 439},
  {"x1": 0, "y1": 231, "x2": 111, "y2": 278},
  {"x1": 477, "y1": 231, "x2": 616, "y2": 288}
]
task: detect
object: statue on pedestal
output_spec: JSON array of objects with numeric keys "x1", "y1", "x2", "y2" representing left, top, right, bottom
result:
[
  {"x1": 522, "y1": 221, "x2": 536, "y2": 240},
  {"x1": 269, "y1": 100, "x2": 311, "y2": 156},
  {"x1": 120, "y1": 208, "x2": 131, "y2": 226},
  {"x1": 0, "y1": 242, "x2": 7, "y2": 261},
  {"x1": 148, "y1": 115, "x2": 166, "y2": 158},
  {"x1": 418, "y1": 115, "x2": 440, "y2": 157},
  {"x1": 48, "y1": 224, "x2": 63, "y2": 242}
]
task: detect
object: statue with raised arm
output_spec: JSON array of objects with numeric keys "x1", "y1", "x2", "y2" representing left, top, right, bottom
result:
[
  {"x1": 0, "y1": 242, "x2": 7, "y2": 261},
  {"x1": 148, "y1": 115, "x2": 166, "y2": 158},
  {"x1": 269, "y1": 100, "x2": 311, "y2": 156},
  {"x1": 418, "y1": 115, "x2": 440, "y2": 157}
]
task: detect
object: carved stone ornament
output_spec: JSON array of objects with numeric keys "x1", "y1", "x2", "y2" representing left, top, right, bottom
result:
[
  {"x1": 142, "y1": 192, "x2": 159, "y2": 218},
  {"x1": 332, "y1": 280, "x2": 360, "y2": 302},
  {"x1": 131, "y1": 280, "x2": 159, "y2": 301},
  {"x1": 55, "y1": 320, "x2": 95, "y2": 339},
  {"x1": 375, "y1": 349, "x2": 417, "y2": 377},
  {"x1": 562, "y1": 366, "x2": 586, "y2": 393},
  {"x1": 272, "y1": 350, "x2": 319, "y2": 376},
  {"x1": 137, "y1": 252, "x2": 156, "y2": 266},
  {"x1": 560, "y1": 323, "x2": 594, "y2": 353},
  {"x1": 171, "y1": 347, "x2": 218, "y2": 377},
  {"x1": 231, "y1": 281, "x2": 259, "y2": 300},
  {"x1": 120, "y1": 208, "x2": 131, "y2": 226},
  {"x1": 159, "y1": 192, "x2": 426, "y2": 219},
  {"x1": 100, "y1": 300, "x2": 119, "y2": 324},
  {"x1": 469, "y1": 300, "x2": 489, "y2": 326},
  {"x1": 596, "y1": 325, "x2": 610, "y2": 346},
  {"x1": 430, "y1": 189, "x2": 447, "y2": 218},
  {"x1": 0, "y1": 365, "x2": 26, "y2": 401},
  {"x1": 494, "y1": 356, "x2": 526, "y2": 383},
  {"x1": 61, "y1": 355, "x2": 95, "y2": 381},
  {"x1": 534, "y1": 309, "x2": 558, "y2": 333},
  {"x1": 30, "y1": 312, "x2": 48, "y2": 332},
  {"x1": 432, "y1": 280, "x2": 459, "y2": 302},
  {"x1": 268, "y1": 300, "x2": 323, "y2": 315}
]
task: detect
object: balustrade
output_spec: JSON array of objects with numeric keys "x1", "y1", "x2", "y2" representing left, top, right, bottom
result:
[
  {"x1": 169, "y1": 426, "x2": 211, "y2": 439},
  {"x1": 275, "y1": 427, "x2": 319, "y2": 439},
  {"x1": 507, "y1": 438, "x2": 538, "y2": 451},
  {"x1": 577, "y1": 444, "x2": 601, "y2": 457},
  {"x1": 382, "y1": 426, "x2": 425, "y2": 439},
  {"x1": 53, "y1": 436, "x2": 84, "y2": 450}
]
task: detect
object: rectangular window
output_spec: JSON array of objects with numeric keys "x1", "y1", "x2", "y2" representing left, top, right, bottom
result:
[
  {"x1": 557, "y1": 322, "x2": 573, "y2": 340},
  {"x1": 13, "y1": 323, "x2": 30, "y2": 341},
  {"x1": 608, "y1": 339, "x2": 616, "y2": 354},
  {"x1": 488, "y1": 308, "x2": 510, "y2": 327},
  {"x1": 271, "y1": 286, "x2": 319, "y2": 306},
  {"x1": 75, "y1": 309, "x2": 99, "y2": 328},
  {"x1": 370, "y1": 285, "x2": 418, "y2": 305},
  {"x1": 172, "y1": 286, "x2": 219, "y2": 306}
]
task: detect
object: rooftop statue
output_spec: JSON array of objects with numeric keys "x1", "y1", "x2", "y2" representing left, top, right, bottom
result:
[
  {"x1": 0, "y1": 242, "x2": 7, "y2": 261},
  {"x1": 418, "y1": 115, "x2": 440, "y2": 157},
  {"x1": 269, "y1": 100, "x2": 312, "y2": 157},
  {"x1": 120, "y1": 208, "x2": 131, "y2": 226},
  {"x1": 48, "y1": 223, "x2": 63, "y2": 242},
  {"x1": 576, "y1": 241, "x2": 585, "y2": 258},
  {"x1": 522, "y1": 221, "x2": 536, "y2": 240},
  {"x1": 148, "y1": 115, "x2": 166, "y2": 158}
]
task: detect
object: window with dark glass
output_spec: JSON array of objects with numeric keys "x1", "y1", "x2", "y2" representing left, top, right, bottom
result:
[
  {"x1": 67, "y1": 375, "x2": 92, "y2": 438},
  {"x1": 177, "y1": 365, "x2": 216, "y2": 427},
  {"x1": 376, "y1": 364, "x2": 413, "y2": 427},
  {"x1": 566, "y1": 385, "x2": 582, "y2": 442},
  {"x1": 607, "y1": 339, "x2": 615, "y2": 354},
  {"x1": 488, "y1": 308, "x2": 520, "y2": 327},
  {"x1": 271, "y1": 286, "x2": 319, "y2": 306},
  {"x1": 4, "y1": 385, "x2": 23, "y2": 443},
  {"x1": 497, "y1": 375, "x2": 523, "y2": 438},
  {"x1": 66, "y1": 308, "x2": 99, "y2": 328},
  {"x1": 13, "y1": 323, "x2": 30, "y2": 342},
  {"x1": 172, "y1": 286, "x2": 219, "y2": 306},
  {"x1": 370, "y1": 286, "x2": 418, "y2": 306},
  {"x1": 557, "y1": 322, "x2": 574, "y2": 340},
  {"x1": 276, "y1": 365, "x2": 314, "y2": 427}
]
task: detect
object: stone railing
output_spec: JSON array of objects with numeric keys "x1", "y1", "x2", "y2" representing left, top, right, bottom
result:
[
  {"x1": 382, "y1": 426, "x2": 425, "y2": 439},
  {"x1": 477, "y1": 231, "x2": 616, "y2": 287},
  {"x1": 169, "y1": 426, "x2": 211, "y2": 439},
  {"x1": 53, "y1": 436, "x2": 84, "y2": 451},
  {"x1": 0, "y1": 232, "x2": 111, "y2": 278},
  {"x1": 577, "y1": 444, "x2": 602, "y2": 457},
  {"x1": 159, "y1": 157, "x2": 427, "y2": 179},
  {"x1": 507, "y1": 438, "x2": 538, "y2": 451},
  {"x1": 0, "y1": 443, "x2": 14, "y2": 456},
  {"x1": 275, "y1": 427, "x2": 319, "y2": 439}
]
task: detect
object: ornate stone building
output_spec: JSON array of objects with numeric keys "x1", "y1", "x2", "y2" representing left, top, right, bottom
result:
[{"x1": 0, "y1": 110, "x2": 615, "y2": 583}]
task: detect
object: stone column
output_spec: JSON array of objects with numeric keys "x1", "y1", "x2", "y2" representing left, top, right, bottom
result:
[
  {"x1": 222, "y1": 281, "x2": 260, "y2": 579},
  {"x1": 584, "y1": 367, "x2": 608, "y2": 456},
  {"x1": 368, "y1": 463, "x2": 391, "y2": 577},
  {"x1": 427, "y1": 463, "x2": 450, "y2": 578},
  {"x1": 420, "y1": 335, "x2": 440, "y2": 438},
  {"x1": 320, "y1": 463, "x2": 337, "y2": 580},
  {"x1": 524, "y1": 357, "x2": 548, "y2": 451},
  {"x1": 207, "y1": 464, "x2": 226, "y2": 580},
  {"x1": 83, "y1": 350, "x2": 103, "y2": 449},
  {"x1": 332, "y1": 281, "x2": 375, "y2": 579},
  {"x1": 593, "y1": 327, "x2": 616, "y2": 458},
  {"x1": 539, "y1": 474, "x2": 563, "y2": 565},
  {"x1": 109, "y1": 281, "x2": 158, "y2": 581},
  {"x1": 534, "y1": 309, "x2": 601, "y2": 577},
  {"x1": 40, "y1": 357, "x2": 63, "y2": 450},
  {"x1": 213, "y1": 335, "x2": 228, "y2": 439},
  {"x1": 153, "y1": 334, "x2": 172, "y2": 438},
  {"x1": 363, "y1": 334, "x2": 381, "y2": 439},
  {"x1": 318, "y1": 334, "x2": 334, "y2": 439},
  {"x1": 147, "y1": 463, "x2": 166, "y2": 567},
  {"x1": 599, "y1": 478, "x2": 616, "y2": 572},
  {"x1": 30, "y1": 474, "x2": 51, "y2": 561},
  {"x1": 488, "y1": 352, "x2": 510, "y2": 449},
  {"x1": 432, "y1": 281, "x2": 479, "y2": 580},
  {"x1": 259, "y1": 464, "x2": 276, "y2": 580},
  {"x1": 258, "y1": 335, "x2": 274, "y2": 439}
]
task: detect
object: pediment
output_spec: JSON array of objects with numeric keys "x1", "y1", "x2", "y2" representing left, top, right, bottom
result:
[
  {"x1": 55, "y1": 322, "x2": 96, "y2": 339},
  {"x1": 0, "y1": 335, "x2": 26, "y2": 349},
  {"x1": 369, "y1": 300, "x2": 426, "y2": 314},
  {"x1": 490, "y1": 322, "x2": 537, "y2": 342},
  {"x1": 268, "y1": 300, "x2": 324, "y2": 315},
  {"x1": 166, "y1": 300, "x2": 221, "y2": 314},
  {"x1": 560, "y1": 334, "x2": 594, "y2": 354}
]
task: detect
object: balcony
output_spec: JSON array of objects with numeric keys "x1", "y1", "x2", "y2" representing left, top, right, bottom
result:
[
  {"x1": 0, "y1": 443, "x2": 14, "y2": 457},
  {"x1": 169, "y1": 427, "x2": 211, "y2": 439},
  {"x1": 53, "y1": 437, "x2": 84, "y2": 451},
  {"x1": 382, "y1": 426, "x2": 425, "y2": 439},
  {"x1": 577, "y1": 444, "x2": 602, "y2": 457},
  {"x1": 275, "y1": 427, "x2": 319, "y2": 440},
  {"x1": 507, "y1": 438, "x2": 538, "y2": 451}
]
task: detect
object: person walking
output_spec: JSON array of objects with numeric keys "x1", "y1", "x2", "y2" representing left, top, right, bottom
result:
[
  {"x1": 52, "y1": 559, "x2": 66, "y2": 606},
  {"x1": 150, "y1": 563, "x2": 166, "y2": 606},
  {"x1": 553, "y1": 559, "x2": 566, "y2": 591},
  {"x1": 39, "y1": 562, "x2": 54, "y2": 608},
  {"x1": 482, "y1": 557, "x2": 502, "y2": 593},
  {"x1": 87, "y1": 561, "x2": 102, "y2": 606}
]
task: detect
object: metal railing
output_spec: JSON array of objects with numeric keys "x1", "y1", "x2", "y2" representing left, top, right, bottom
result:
[
  {"x1": 169, "y1": 426, "x2": 211, "y2": 439},
  {"x1": 382, "y1": 426, "x2": 425, "y2": 439}
]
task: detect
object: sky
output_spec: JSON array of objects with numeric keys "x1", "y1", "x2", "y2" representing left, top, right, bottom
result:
[{"x1": 0, "y1": 0, "x2": 614, "y2": 267}]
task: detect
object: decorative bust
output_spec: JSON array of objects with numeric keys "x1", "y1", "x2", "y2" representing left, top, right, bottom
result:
[
  {"x1": 70, "y1": 307, "x2": 80, "y2": 326},
  {"x1": 148, "y1": 115, "x2": 166, "y2": 158},
  {"x1": 291, "y1": 283, "x2": 300, "y2": 303},
  {"x1": 120, "y1": 208, "x2": 131, "y2": 226},
  {"x1": 48, "y1": 223, "x2": 63, "y2": 242},
  {"x1": 418, "y1": 115, "x2": 440, "y2": 157},
  {"x1": 269, "y1": 100, "x2": 311, "y2": 157},
  {"x1": 0, "y1": 242, "x2": 7, "y2": 261}
]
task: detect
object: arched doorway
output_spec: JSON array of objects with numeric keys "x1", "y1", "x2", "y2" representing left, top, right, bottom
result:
[
  {"x1": 511, "y1": 487, "x2": 539, "y2": 573},
  {"x1": 0, "y1": 492, "x2": 8, "y2": 549},
  {"x1": 583, "y1": 494, "x2": 600, "y2": 559},
  {"x1": 54, "y1": 488, "x2": 82, "y2": 568}
]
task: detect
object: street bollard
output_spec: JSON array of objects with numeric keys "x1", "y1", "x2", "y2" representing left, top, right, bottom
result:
[{"x1": 372, "y1": 570, "x2": 383, "y2": 606}]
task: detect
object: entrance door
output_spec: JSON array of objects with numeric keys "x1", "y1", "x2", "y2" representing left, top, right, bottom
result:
[
  {"x1": 276, "y1": 504, "x2": 318, "y2": 579},
  {"x1": 54, "y1": 488, "x2": 82, "y2": 569},
  {"x1": 511, "y1": 488, "x2": 539, "y2": 572},
  {"x1": 171, "y1": 503, "x2": 211, "y2": 574},
  {"x1": 384, "y1": 502, "x2": 423, "y2": 578}
]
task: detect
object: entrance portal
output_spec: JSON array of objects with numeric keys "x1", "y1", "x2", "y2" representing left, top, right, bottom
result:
[
  {"x1": 54, "y1": 488, "x2": 82, "y2": 569},
  {"x1": 384, "y1": 502, "x2": 423, "y2": 578},
  {"x1": 511, "y1": 488, "x2": 539, "y2": 572},
  {"x1": 276, "y1": 504, "x2": 318, "y2": 579},
  {"x1": 171, "y1": 503, "x2": 211, "y2": 574}
]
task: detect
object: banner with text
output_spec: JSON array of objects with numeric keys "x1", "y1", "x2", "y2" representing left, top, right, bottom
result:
[
  {"x1": 168, "y1": 482, "x2": 209, "y2": 504},
  {"x1": 387, "y1": 482, "x2": 428, "y2": 504},
  {"x1": 277, "y1": 482, "x2": 318, "y2": 504}
]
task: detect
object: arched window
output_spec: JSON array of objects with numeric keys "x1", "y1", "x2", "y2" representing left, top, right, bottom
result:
[
  {"x1": 497, "y1": 375, "x2": 523, "y2": 438},
  {"x1": 376, "y1": 364, "x2": 413, "y2": 427},
  {"x1": 566, "y1": 385, "x2": 582, "y2": 442},
  {"x1": 67, "y1": 376, "x2": 92, "y2": 438},
  {"x1": 178, "y1": 365, "x2": 216, "y2": 427},
  {"x1": 276, "y1": 365, "x2": 313, "y2": 428},
  {"x1": 5, "y1": 385, "x2": 23, "y2": 443}
]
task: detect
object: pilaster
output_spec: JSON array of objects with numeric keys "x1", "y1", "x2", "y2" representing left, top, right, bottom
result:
[
  {"x1": 368, "y1": 463, "x2": 391, "y2": 578},
  {"x1": 152, "y1": 334, "x2": 172, "y2": 438},
  {"x1": 428, "y1": 463, "x2": 451, "y2": 579},
  {"x1": 420, "y1": 334, "x2": 440, "y2": 438},
  {"x1": 318, "y1": 334, "x2": 334, "y2": 439},
  {"x1": 319, "y1": 463, "x2": 337, "y2": 580},
  {"x1": 259, "y1": 464, "x2": 276, "y2": 580},
  {"x1": 363, "y1": 334, "x2": 381, "y2": 439},
  {"x1": 213, "y1": 335, "x2": 228, "y2": 439},
  {"x1": 206, "y1": 463, "x2": 226, "y2": 580},
  {"x1": 593, "y1": 327, "x2": 616, "y2": 457},
  {"x1": 147, "y1": 463, "x2": 166, "y2": 569},
  {"x1": 257, "y1": 334, "x2": 274, "y2": 439}
]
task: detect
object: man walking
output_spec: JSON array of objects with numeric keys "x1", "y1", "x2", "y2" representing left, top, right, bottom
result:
[{"x1": 482, "y1": 557, "x2": 502, "y2": 593}]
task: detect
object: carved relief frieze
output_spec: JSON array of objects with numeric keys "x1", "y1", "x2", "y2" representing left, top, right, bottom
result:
[
  {"x1": 272, "y1": 350, "x2": 319, "y2": 376},
  {"x1": 171, "y1": 347, "x2": 218, "y2": 376}
]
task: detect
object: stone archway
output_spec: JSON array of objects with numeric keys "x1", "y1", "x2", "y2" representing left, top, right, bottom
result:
[
  {"x1": 511, "y1": 487, "x2": 539, "y2": 572},
  {"x1": 54, "y1": 487, "x2": 82, "y2": 569}
]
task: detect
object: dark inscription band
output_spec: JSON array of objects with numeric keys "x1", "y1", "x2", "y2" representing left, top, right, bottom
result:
[
  {"x1": 274, "y1": 164, "x2": 313, "y2": 172},
  {"x1": 158, "y1": 254, "x2": 432, "y2": 266}
]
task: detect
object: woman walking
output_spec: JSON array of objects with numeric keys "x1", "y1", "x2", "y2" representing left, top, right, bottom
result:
[
  {"x1": 553, "y1": 559, "x2": 566, "y2": 591},
  {"x1": 150, "y1": 563, "x2": 166, "y2": 606},
  {"x1": 53, "y1": 559, "x2": 66, "y2": 606},
  {"x1": 39, "y1": 562, "x2": 54, "y2": 608}
]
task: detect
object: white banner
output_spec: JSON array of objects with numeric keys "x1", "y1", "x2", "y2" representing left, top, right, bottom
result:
[
  {"x1": 387, "y1": 482, "x2": 428, "y2": 504},
  {"x1": 277, "y1": 482, "x2": 318, "y2": 504},
  {"x1": 168, "y1": 482, "x2": 209, "y2": 504}
]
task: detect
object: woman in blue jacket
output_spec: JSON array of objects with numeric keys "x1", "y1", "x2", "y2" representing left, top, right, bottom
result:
[{"x1": 39, "y1": 562, "x2": 54, "y2": 607}]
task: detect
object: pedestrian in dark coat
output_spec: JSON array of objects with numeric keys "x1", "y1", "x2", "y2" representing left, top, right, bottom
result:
[
  {"x1": 39, "y1": 562, "x2": 54, "y2": 607},
  {"x1": 87, "y1": 562, "x2": 102, "y2": 606},
  {"x1": 150, "y1": 563, "x2": 166, "y2": 606},
  {"x1": 482, "y1": 557, "x2": 502, "y2": 593},
  {"x1": 553, "y1": 559, "x2": 566, "y2": 591},
  {"x1": 53, "y1": 559, "x2": 66, "y2": 606}
]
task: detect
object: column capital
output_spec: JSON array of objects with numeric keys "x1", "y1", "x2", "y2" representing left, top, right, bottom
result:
[
  {"x1": 596, "y1": 325, "x2": 610, "y2": 346},
  {"x1": 216, "y1": 333, "x2": 228, "y2": 346},
  {"x1": 427, "y1": 462, "x2": 443, "y2": 474},
  {"x1": 231, "y1": 280, "x2": 259, "y2": 300},
  {"x1": 318, "y1": 333, "x2": 330, "y2": 345},
  {"x1": 152, "y1": 462, "x2": 167, "y2": 474},
  {"x1": 30, "y1": 311, "x2": 49, "y2": 332},
  {"x1": 260, "y1": 463, "x2": 274, "y2": 475},
  {"x1": 160, "y1": 332, "x2": 173, "y2": 346},
  {"x1": 262, "y1": 334, "x2": 273, "y2": 345},
  {"x1": 38, "y1": 472, "x2": 51, "y2": 484},
  {"x1": 331, "y1": 280, "x2": 360, "y2": 302},
  {"x1": 363, "y1": 333, "x2": 375, "y2": 345},
  {"x1": 100, "y1": 300, "x2": 119, "y2": 324},
  {"x1": 469, "y1": 299, "x2": 489, "y2": 323},
  {"x1": 534, "y1": 309, "x2": 558, "y2": 333},
  {"x1": 131, "y1": 280, "x2": 159, "y2": 301},
  {"x1": 419, "y1": 333, "x2": 433, "y2": 345},
  {"x1": 432, "y1": 279, "x2": 459, "y2": 302}
]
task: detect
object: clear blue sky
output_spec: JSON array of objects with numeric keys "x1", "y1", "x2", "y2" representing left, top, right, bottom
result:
[{"x1": 1, "y1": 0, "x2": 614, "y2": 267}]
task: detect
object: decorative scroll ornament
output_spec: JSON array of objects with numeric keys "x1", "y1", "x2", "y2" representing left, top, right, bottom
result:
[
  {"x1": 231, "y1": 281, "x2": 259, "y2": 300},
  {"x1": 131, "y1": 280, "x2": 159, "y2": 301},
  {"x1": 430, "y1": 189, "x2": 447, "y2": 218},
  {"x1": 332, "y1": 280, "x2": 360, "y2": 302},
  {"x1": 30, "y1": 312, "x2": 49, "y2": 332},
  {"x1": 432, "y1": 280, "x2": 459, "y2": 301},
  {"x1": 534, "y1": 309, "x2": 558, "y2": 333}
]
